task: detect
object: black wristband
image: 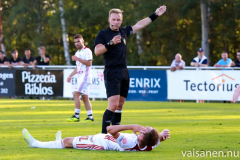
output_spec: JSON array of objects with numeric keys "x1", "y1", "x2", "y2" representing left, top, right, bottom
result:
[
  {"x1": 104, "y1": 40, "x2": 114, "y2": 50},
  {"x1": 149, "y1": 13, "x2": 158, "y2": 22},
  {"x1": 104, "y1": 43, "x2": 110, "y2": 50}
]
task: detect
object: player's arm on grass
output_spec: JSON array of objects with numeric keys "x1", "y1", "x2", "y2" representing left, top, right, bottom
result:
[
  {"x1": 132, "y1": 5, "x2": 166, "y2": 34},
  {"x1": 159, "y1": 129, "x2": 170, "y2": 142},
  {"x1": 107, "y1": 124, "x2": 146, "y2": 139},
  {"x1": 67, "y1": 67, "x2": 77, "y2": 83}
]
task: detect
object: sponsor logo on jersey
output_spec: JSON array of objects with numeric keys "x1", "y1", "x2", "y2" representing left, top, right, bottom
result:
[{"x1": 123, "y1": 138, "x2": 127, "y2": 144}]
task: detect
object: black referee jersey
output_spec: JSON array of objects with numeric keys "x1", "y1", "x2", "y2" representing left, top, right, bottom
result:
[{"x1": 94, "y1": 25, "x2": 133, "y2": 68}]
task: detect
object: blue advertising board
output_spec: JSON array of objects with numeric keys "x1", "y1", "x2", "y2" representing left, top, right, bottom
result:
[{"x1": 126, "y1": 70, "x2": 167, "y2": 101}]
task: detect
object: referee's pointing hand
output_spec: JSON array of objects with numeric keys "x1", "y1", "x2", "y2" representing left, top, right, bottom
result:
[
  {"x1": 155, "y1": 5, "x2": 167, "y2": 16},
  {"x1": 112, "y1": 35, "x2": 121, "y2": 45}
]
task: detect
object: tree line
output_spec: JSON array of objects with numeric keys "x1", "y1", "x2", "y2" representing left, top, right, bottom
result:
[{"x1": 2, "y1": 0, "x2": 240, "y2": 66}]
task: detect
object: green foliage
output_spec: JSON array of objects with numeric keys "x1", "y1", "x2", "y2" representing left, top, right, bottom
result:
[
  {"x1": 210, "y1": 0, "x2": 240, "y2": 63},
  {"x1": 0, "y1": 100, "x2": 240, "y2": 159},
  {"x1": 1, "y1": 0, "x2": 240, "y2": 65}
]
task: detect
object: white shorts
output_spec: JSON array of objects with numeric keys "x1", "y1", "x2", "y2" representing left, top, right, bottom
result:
[
  {"x1": 72, "y1": 134, "x2": 124, "y2": 151},
  {"x1": 74, "y1": 81, "x2": 90, "y2": 95}
]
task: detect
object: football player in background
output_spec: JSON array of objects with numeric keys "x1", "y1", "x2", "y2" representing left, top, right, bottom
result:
[{"x1": 66, "y1": 34, "x2": 94, "y2": 122}]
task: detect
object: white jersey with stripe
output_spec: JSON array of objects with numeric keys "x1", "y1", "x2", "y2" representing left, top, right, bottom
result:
[
  {"x1": 116, "y1": 133, "x2": 160, "y2": 151},
  {"x1": 72, "y1": 134, "x2": 124, "y2": 151},
  {"x1": 75, "y1": 46, "x2": 92, "y2": 84}
]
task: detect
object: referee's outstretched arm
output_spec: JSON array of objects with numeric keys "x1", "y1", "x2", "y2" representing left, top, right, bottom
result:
[
  {"x1": 94, "y1": 5, "x2": 166, "y2": 56},
  {"x1": 131, "y1": 5, "x2": 166, "y2": 34}
]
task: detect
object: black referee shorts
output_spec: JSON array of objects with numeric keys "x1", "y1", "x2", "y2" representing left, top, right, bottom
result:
[{"x1": 104, "y1": 67, "x2": 129, "y2": 98}]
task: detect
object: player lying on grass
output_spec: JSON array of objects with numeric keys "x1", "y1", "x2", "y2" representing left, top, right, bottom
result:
[{"x1": 22, "y1": 124, "x2": 170, "y2": 151}]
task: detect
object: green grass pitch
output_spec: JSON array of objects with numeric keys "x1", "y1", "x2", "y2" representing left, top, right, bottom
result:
[{"x1": 0, "y1": 100, "x2": 239, "y2": 160}]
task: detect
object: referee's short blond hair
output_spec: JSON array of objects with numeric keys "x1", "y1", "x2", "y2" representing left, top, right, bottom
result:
[{"x1": 109, "y1": 8, "x2": 123, "y2": 18}]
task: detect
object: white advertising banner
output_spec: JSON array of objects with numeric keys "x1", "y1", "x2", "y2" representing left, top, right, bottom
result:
[
  {"x1": 167, "y1": 70, "x2": 240, "y2": 101},
  {"x1": 63, "y1": 69, "x2": 107, "y2": 98}
]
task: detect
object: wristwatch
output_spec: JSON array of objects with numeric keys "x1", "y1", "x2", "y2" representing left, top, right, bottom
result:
[
  {"x1": 105, "y1": 40, "x2": 114, "y2": 49},
  {"x1": 109, "y1": 40, "x2": 114, "y2": 46}
]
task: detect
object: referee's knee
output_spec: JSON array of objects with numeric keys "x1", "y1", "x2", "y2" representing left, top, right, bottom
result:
[
  {"x1": 116, "y1": 105, "x2": 123, "y2": 110},
  {"x1": 107, "y1": 105, "x2": 118, "y2": 112}
]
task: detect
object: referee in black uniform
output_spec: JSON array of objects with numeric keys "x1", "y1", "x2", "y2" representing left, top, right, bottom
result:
[{"x1": 94, "y1": 5, "x2": 167, "y2": 133}]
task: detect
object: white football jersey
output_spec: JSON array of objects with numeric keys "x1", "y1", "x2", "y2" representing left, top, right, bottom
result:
[
  {"x1": 116, "y1": 133, "x2": 160, "y2": 151},
  {"x1": 72, "y1": 133, "x2": 160, "y2": 151},
  {"x1": 72, "y1": 134, "x2": 124, "y2": 151},
  {"x1": 75, "y1": 46, "x2": 92, "y2": 84}
]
